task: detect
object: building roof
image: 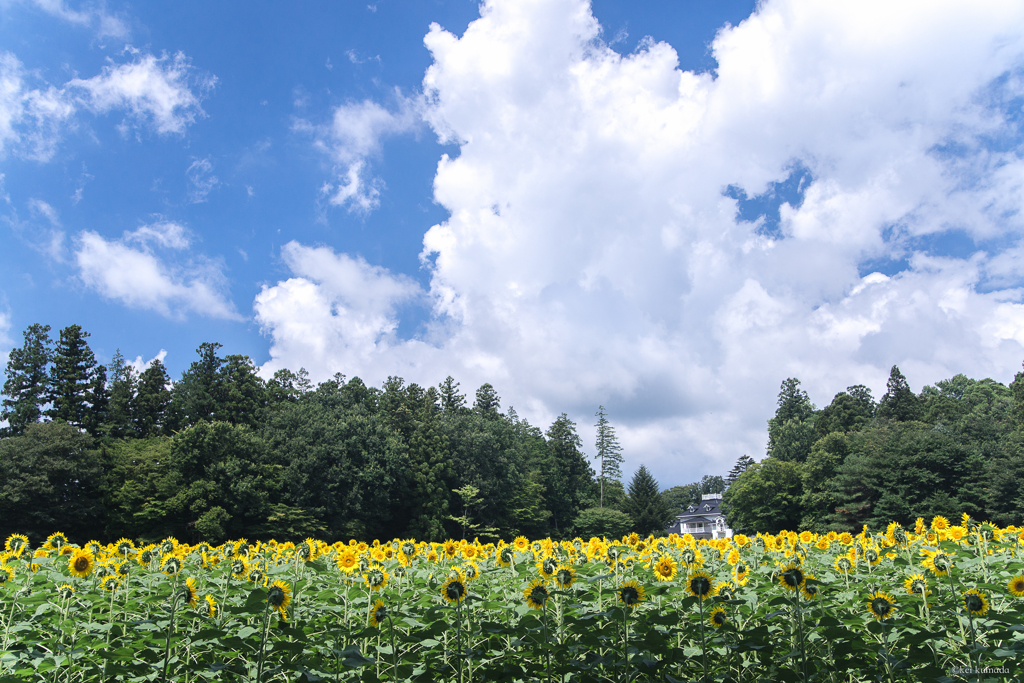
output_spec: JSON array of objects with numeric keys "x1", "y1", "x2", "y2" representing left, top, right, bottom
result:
[{"x1": 674, "y1": 493, "x2": 724, "y2": 520}]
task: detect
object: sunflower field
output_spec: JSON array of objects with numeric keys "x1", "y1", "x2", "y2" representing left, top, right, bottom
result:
[{"x1": 0, "y1": 515, "x2": 1022, "y2": 682}]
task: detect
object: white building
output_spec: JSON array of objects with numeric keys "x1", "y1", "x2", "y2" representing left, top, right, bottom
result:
[{"x1": 665, "y1": 493, "x2": 733, "y2": 539}]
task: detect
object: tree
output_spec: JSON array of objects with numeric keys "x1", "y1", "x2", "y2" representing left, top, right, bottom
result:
[
  {"x1": 135, "y1": 360, "x2": 171, "y2": 437},
  {"x1": 0, "y1": 421, "x2": 104, "y2": 542},
  {"x1": 799, "y1": 432, "x2": 851, "y2": 531},
  {"x1": 166, "y1": 342, "x2": 224, "y2": 430},
  {"x1": 47, "y1": 324, "x2": 101, "y2": 432},
  {"x1": 725, "y1": 455, "x2": 756, "y2": 487},
  {"x1": 543, "y1": 414, "x2": 596, "y2": 535},
  {"x1": 815, "y1": 385, "x2": 875, "y2": 436},
  {"x1": 877, "y1": 365, "x2": 922, "y2": 422},
  {"x1": 1, "y1": 323, "x2": 53, "y2": 435},
  {"x1": 218, "y1": 354, "x2": 266, "y2": 427},
  {"x1": 473, "y1": 383, "x2": 501, "y2": 418},
  {"x1": 594, "y1": 405, "x2": 624, "y2": 508},
  {"x1": 766, "y1": 378, "x2": 816, "y2": 461},
  {"x1": 663, "y1": 476, "x2": 727, "y2": 514},
  {"x1": 572, "y1": 506, "x2": 633, "y2": 539},
  {"x1": 623, "y1": 465, "x2": 672, "y2": 536},
  {"x1": 105, "y1": 350, "x2": 138, "y2": 438},
  {"x1": 721, "y1": 458, "x2": 803, "y2": 533},
  {"x1": 438, "y1": 376, "x2": 467, "y2": 416}
]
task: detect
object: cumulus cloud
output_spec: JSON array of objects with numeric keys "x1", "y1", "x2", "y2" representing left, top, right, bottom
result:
[
  {"x1": 75, "y1": 226, "x2": 239, "y2": 320},
  {"x1": 296, "y1": 95, "x2": 419, "y2": 211},
  {"x1": 255, "y1": 241, "x2": 426, "y2": 372},
  {"x1": 0, "y1": 48, "x2": 212, "y2": 161},
  {"x1": 259, "y1": 0, "x2": 1024, "y2": 485}
]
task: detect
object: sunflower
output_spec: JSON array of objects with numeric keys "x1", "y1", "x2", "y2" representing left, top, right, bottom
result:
[
  {"x1": 905, "y1": 573, "x2": 930, "y2": 598},
  {"x1": 778, "y1": 562, "x2": 805, "y2": 593},
  {"x1": 497, "y1": 546, "x2": 514, "y2": 567},
  {"x1": 99, "y1": 575, "x2": 118, "y2": 592},
  {"x1": 867, "y1": 591, "x2": 897, "y2": 621},
  {"x1": 5, "y1": 533, "x2": 29, "y2": 553},
  {"x1": 708, "y1": 606, "x2": 728, "y2": 628},
  {"x1": 46, "y1": 532, "x2": 69, "y2": 551},
  {"x1": 112, "y1": 538, "x2": 136, "y2": 559},
  {"x1": 231, "y1": 558, "x2": 249, "y2": 580},
  {"x1": 733, "y1": 562, "x2": 750, "y2": 586},
  {"x1": 137, "y1": 544, "x2": 157, "y2": 567},
  {"x1": 798, "y1": 531, "x2": 814, "y2": 544},
  {"x1": 687, "y1": 569, "x2": 716, "y2": 601},
  {"x1": 462, "y1": 561, "x2": 480, "y2": 581},
  {"x1": 554, "y1": 565, "x2": 576, "y2": 589},
  {"x1": 948, "y1": 526, "x2": 967, "y2": 542},
  {"x1": 616, "y1": 579, "x2": 646, "y2": 608},
  {"x1": 160, "y1": 554, "x2": 183, "y2": 576},
  {"x1": 1008, "y1": 576, "x2": 1024, "y2": 598},
  {"x1": 441, "y1": 574, "x2": 468, "y2": 605},
  {"x1": 800, "y1": 574, "x2": 820, "y2": 600},
  {"x1": 364, "y1": 567, "x2": 389, "y2": 592},
  {"x1": 931, "y1": 515, "x2": 950, "y2": 532},
  {"x1": 336, "y1": 550, "x2": 358, "y2": 574},
  {"x1": 833, "y1": 555, "x2": 853, "y2": 575},
  {"x1": 204, "y1": 594, "x2": 217, "y2": 618},
  {"x1": 921, "y1": 549, "x2": 954, "y2": 577},
  {"x1": 814, "y1": 537, "x2": 831, "y2": 552},
  {"x1": 0, "y1": 564, "x2": 13, "y2": 585},
  {"x1": 180, "y1": 577, "x2": 199, "y2": 608},
  {"x1": 963, "y1": 589, "x2": 989, "y2": 617},
  {"x1": 716, "y1": 580, "x2": 736, "y2": 600},
  {"x1": 523, "y1": 579, "x2": 550, "y2": 610},
  {"x1": 837, "y1": 532, "x2": 854, "y2": 546},
  {"x1": 653, "y1": 556, "x2": 678, "y2": 582},
  {"x1": 537, "y1": 557, "x2": 557, "y2": 578},
  {"x1": 268, "y1": 580, "x2": 292, "y2": 619},
  {"x1": 442, "y1": 540, "x2": 459, "y2": 559},
  {"x1": 68, "y1": 548, "x2": 95, "y2": 578},
  {"x1": 462, "y1": 544, "x2": 480, "y2": 561},
  {"x1": 369, "y1": 599, "x2": 389, "y2": 627},
  {"x1": 55, "y1": 583, "x2": 74, "y2": 600}
]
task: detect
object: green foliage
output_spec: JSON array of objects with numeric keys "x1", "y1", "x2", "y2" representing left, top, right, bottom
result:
[
  {"x1": 46, "y1": 324, "x2": 104, "y2": 434},
  {"x1": 572, "y1": 505, "x2": 633, "y2": 538},
  {"x1": 766, "y1": 377, "x2": 816, "y2": 462},
  {"x1": 721, "y1": 458, "x2": 803, "y2": 533},
  {"x1": 1, "y1": 323, "x2": 53, "y2": 435},
  {"x1": 594, "y1": 405, "x2": 624, "y2": 508},
  {"x1": 623, "y1": 464, "x2": 672, "y2": 536},
  {"x1": 0, "y1": 421, "x2": 104, "y2": 542},
  {"x1": 876, "y1": 365, "x2": 922, "y2": 422},
  {"x1": 815, "y1": 385, "x2": 875, "y2": 437},
  {"x1": 663, "y1": 475, "x2": 726, "y2": 514}
]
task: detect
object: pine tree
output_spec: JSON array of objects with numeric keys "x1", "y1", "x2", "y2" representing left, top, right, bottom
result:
[
  {"x1": 594, "y1": 405, "x2": 624, "y2": 508},
  {"x1": 725, "y1": 455, "x2": 756, "y2": 487},
  {"x1": 544, "y1": 414, "x2": 596, "y2": 534},
  {"x1": 623, "y1": 465, "x2": 671, "y2": 536},
  {"x1": 438, "y1": 376, "x2": 466, "y2": 416},
  {"x1": 166, "y1": 342, "x2": 224, "y2": 430},
  {"x1": 105, "y1": 350, "x2": 137, "y2": 438},
  {"x1": 135, "y1": 359, "x2": 171, "y2": 437},
  {"x1": 83, "y1": 363, "x2": 108, "y2": 437},
  {"x1": 473, "y1": 383, "x2": 501, "y2": 418},
  {"x1": 1, "y1": 323, "x2": 53, "y2": 435},
  {"x1": 877, "y1": 365, "x2": 922, "y2": 422},
  {"x1": 46, "y1": 324, "x2": 98, "y2": 430}
]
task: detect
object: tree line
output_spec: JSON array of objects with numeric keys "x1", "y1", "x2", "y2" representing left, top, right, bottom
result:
[
  {"x1": 0, "y1": 323, "x2": 674, "y2": 544},
  {"x1": 722, "y1": 367, "x2": 1024, "y2": 533}
]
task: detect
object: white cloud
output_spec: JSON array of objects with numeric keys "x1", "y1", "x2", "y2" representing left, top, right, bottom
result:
[
  {"x1": 255, "y1": 241, "x2": 425, "y2": 373},
  {"x1": 259, "y1": 0, "x2": 1024, "y2": 486},
  {"x1": 0, "y1": 48, "x2": 212, "y2": 161},
  {"x1": 126, "y1": 348, "x2": 167, "y2": 375},
  {"x1": 297, "y1": 95, "x2": 419, "y2": 211},
  {"x1": 69, "y1": 50, "x2": 215, "y2": 135},
  {"x1": 75, "y1": 229, "x2": 239, "y2": 320},
  {"x1": 185, "y1": 157, "x2": 219, "y2": 203},
  {"x1": 28, "y1": 0, "x2": 130, "y2": 39},
  {"x1": 124, "y1": 219, "x2": 191, "y2": 249}
]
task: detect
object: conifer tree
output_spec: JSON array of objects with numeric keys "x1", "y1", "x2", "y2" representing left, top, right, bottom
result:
[
  {"x1": 594, "y1": 405, "x2": 624, "y2": 508},
  {"x1": 1, "y1": 323, "x2": 53, "y2": 435},
  {"x1": 473, "y1": 383, "x2": 501, "y2": 418},
  {"x1": 877, "y1": 365, "x2": 922, "y2": 422},
  {"x1": 726, "y1": 454, "x2": 756, "y2": 487},
  {"x1": 135, "y1": 359, "x2": 171, "y2": 436},
  {"x1": 438, "y1": 376, "x2": 466, "y2": 416},
  {"x1": 105, "y1": 350, "x2": 137, "y2": 438},
  {"x1": 624, "y1": 465, "x2": 671, "y2": 536},
  {"x1": 46, "y1": 324, "x2": 98, "y2": 430}
]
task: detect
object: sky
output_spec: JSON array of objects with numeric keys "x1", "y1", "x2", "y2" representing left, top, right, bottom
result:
[{"x1": 3, "y1": 0, "x2": 1024, "y2": 489}]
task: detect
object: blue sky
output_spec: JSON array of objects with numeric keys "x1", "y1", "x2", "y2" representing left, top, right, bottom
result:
[{"x1": 3, "y1": 0, "x2": 1024, "y2": 487}]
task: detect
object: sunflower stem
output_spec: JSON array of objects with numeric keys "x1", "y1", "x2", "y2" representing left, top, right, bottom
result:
[
  {"x1": 698, "y1": 598, "x2": 708, "y2": 683},
  {"x1": 622, "y1": 604, "x2": 630, "y2": 683},
  {"x1": 161, "y1": 592, "x2": 181, "y2": 683},
  {"x1": 254, "y1": 599, "x2": 271, "y2": 683}
]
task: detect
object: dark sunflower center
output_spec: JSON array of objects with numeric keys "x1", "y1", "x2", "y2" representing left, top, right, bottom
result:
[
  {"x1": 783, "y1": 570, "x2": 803, "y2": 587},
  {"x1": 374, "y1": 606, "x2": 387, "y2": 622},
  {"x1": 446, "y1": 581, "x2": 465, "y2": 600},
  {"x1": 872, "y1": 598, "x2": 893, "y2": 616},
  {"x1": 530, "y1": 586, "x2": 549, "y2": 603},
  {"x1": 712, "y1": 611, "x2": 726, "y2": 625},
  {"x1": 964, "y1": 594, "x2": 983, "y2": 612},
  {"x1": 620, "y1": 586, "x2": 639, "y2": 605},
  {"x1": 557, "y1": 569, "x2": 572, "y2": 585},
  {"x1": 74, "y1": 557, "x2": 89, "y2": 571},
  {"x1": 268, "y1": 587, "x2": 286, "y2": 607},
  {"x1": 691, "y1": 577, "x2": 712, "y2": 596}
]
